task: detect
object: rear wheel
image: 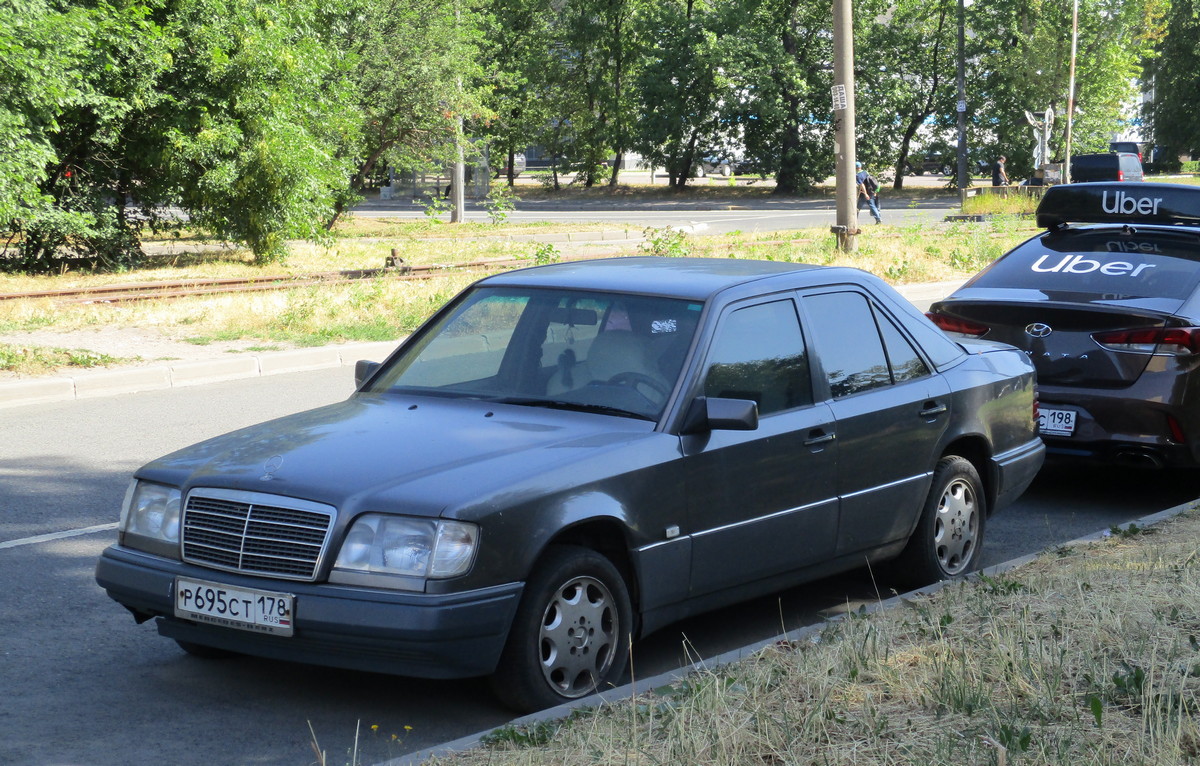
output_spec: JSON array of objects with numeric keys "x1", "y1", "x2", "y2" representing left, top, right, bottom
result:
[
  {"x1": 893, "y1": 456, "x2": 985, "y2": 588},
  {"x1": 490, "y1": 546, "x2": 632, "y2": 713}
]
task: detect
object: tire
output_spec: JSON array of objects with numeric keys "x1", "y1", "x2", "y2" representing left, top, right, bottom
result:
[
  {"x1": 489, "y1": 545, "x2": 633, "y2": 713},
  {"x1": 719, "y1": 164, "x2": 731, "y2": 177},
  {"x1": 893, "y1": 456, "x2": 985, "y2": 589}
]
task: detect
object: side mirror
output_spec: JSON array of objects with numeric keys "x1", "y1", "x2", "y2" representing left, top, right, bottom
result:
[
  {"x1": 355, "y1": 360, "x2": 381, "y2": 388},
  {"x1": 681, "y1": 396, "x2": 759, "y2": 434}
]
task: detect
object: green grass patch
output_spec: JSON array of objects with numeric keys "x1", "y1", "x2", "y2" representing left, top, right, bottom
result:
[{"x1": 0, "y1": 343, "x2": 127, "y2": 375}]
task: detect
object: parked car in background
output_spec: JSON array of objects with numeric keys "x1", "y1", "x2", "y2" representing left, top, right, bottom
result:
[
  {"x1": 96, "y1": 257, "x2": 1043, "y2": 713},
  {"x1": 1109, "y1": 141, "x2": 1143, "y2": 162},
  {"x1": 1070, "y1": 152, "x2": 1144, "y2": 183},
  {"x1": 928, "y1": 183, "x2": 1200, "y2": 468},
  {"x1": 920, "y1": 152, "x2": 954, "y2": 176},
  {"x1": 697, "y1": 154, "x2": 752, "y2": 176},
  {"x1": 492, "y1": 151, "x2": 526, "y2": 179}
]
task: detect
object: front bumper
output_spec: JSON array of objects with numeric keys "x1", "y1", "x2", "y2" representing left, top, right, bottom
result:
[{"x1": 95, "y1": 545, "x2": 523, "y2": 679}]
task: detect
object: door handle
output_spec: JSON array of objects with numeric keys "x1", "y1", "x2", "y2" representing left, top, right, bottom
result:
[
  {"x1": 804, "y1": 430, "x2": 836, "y2": 447},
  {"x1": 919, "y1": 402, "x2": 948, "y2": 418}
]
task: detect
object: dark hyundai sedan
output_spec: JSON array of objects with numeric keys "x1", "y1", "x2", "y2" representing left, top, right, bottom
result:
[
  {"x1": 96, "y1": 257, "x2": 1043, "y2": 712},
  {"x1": 929, "y1": 182, "x2": 1200, "y2": 468}
]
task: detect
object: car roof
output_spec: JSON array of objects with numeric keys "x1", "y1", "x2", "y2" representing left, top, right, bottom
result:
[
  {"x1": 1035, "y1": 182, "x2": 1200, "y2": 229},
  {"x1": 480, "y1": 256, "x2": 834, "y2": 301}
]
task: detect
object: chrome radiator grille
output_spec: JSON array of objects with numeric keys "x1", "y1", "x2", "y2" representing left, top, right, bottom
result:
[{"x1": 181, "y1": 489, "x2": 335, "y2": 581}]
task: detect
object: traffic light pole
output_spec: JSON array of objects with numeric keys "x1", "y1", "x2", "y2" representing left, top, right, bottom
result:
[{"x1": 831, "y1": 0, "x2": 858, "y2": 252}]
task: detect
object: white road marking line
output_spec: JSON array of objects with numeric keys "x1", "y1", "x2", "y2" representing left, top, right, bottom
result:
[{"x1": 0, "y1": 522, "x2": 118, "y2": 550}]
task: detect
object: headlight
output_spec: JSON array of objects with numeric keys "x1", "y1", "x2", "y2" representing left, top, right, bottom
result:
[
  {"x1": 331, "y1": 516, "x2": 478, "y2": 583},
  {"x1": 118, "y1": 480, "x2": 182, "y2": 558}
]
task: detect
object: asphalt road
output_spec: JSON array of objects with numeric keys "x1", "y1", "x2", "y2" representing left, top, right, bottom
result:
[
  {"x1": 3, "y1": 366, "x2": 1197, "y2": 766},
  {"x1": 353, "y1": 183, "x2": 959, "y2": 234}
]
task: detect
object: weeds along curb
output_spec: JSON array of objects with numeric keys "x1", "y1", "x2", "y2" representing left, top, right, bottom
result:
[{"x1": 380, "y1": 496, "x2": 1200, "y2": 766}]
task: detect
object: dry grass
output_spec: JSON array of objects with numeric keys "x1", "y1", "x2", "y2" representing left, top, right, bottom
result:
[
  {"x1": 427, "y1": 511, "x2": 1200, "y2": 766},
  {"x1": 0, "y1": 217, "x2": 1038, "y2": 374}
]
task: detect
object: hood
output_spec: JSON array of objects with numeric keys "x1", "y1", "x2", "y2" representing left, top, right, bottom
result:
[{"x1": 138, "y1": 393, "x2": 660, "y2": 517}]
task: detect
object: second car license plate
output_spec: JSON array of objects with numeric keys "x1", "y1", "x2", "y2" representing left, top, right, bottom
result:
[
  {"x1": 1039, "y1": 408, "x2": 1076, "y2": 437},
  {"x1": 174, "y1": 577, "x2": 294, "y2": 637}
]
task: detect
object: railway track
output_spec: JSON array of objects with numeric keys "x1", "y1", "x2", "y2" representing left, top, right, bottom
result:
[
  {"x1": 6, "y1": 230, "x2": 983, "y2": 306},
  {"x1": 0, "y1": 257, "x2": 528, "y2": 305}
]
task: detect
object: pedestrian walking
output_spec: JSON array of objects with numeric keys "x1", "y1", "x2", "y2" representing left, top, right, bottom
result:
[
  {"x1": 992, "y1": 156, "x2": 1010, "y2": 186},
  {"x1": 855, "y1": 161, "x2": 882, "y2": 224}
]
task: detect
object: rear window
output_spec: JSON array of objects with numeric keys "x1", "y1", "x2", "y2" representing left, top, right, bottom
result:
[
  {"x1": 1072, "y1": 155, "x2": 1114, "y2": 170},
  {"x1": 969, "y1": 228, "x2": 1200, "y2": 302}
]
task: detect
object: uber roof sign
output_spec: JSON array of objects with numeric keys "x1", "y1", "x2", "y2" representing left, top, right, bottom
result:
[{"x1": 1036, "y1": 182, "x2": 1200, "y2": 229}]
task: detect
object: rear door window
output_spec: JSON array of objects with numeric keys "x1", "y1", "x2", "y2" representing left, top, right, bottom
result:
[{"x1": 801, "y1": 291, "x2": 932, "y2": 398}]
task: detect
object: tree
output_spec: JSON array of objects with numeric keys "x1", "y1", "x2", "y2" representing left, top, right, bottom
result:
[
  {"x1": 153, "y1": 0, "x2": 360, "y2": 262},
  {"x1": 631, "y1": 0, "x2": 728, "y2": 189},
  {"x1": 330, "y1": 0, "x2": 486, "y2": 221},
  {"x1": 1, "y1": 0, "x2": 173, "y2": 270},
  {"x1": 2, "y1": 0, "x2": 362, "y2": 270},
  {"x1": 727, "y1": 0, "x2": 836, "y2": 193},
  {"x1": 1145, "y1": 0, "x2": 1198, "y2": 157},
  {"x1": 968, "y1": 0, "x2": 1159, "y2": 177},
  {"x1": 478, "y1": 0, "x2": 559, "y2": 186},
  {"x1": 853, "y1": 0, "x2": 958, "y2": 189},
  {"x1": 0, "y1": 0, "x2": 86, "y2": 244}
]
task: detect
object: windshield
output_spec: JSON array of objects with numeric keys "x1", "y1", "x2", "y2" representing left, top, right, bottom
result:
[{"x1": 365, "y1": 286, "x2": 705, "y2": 420}]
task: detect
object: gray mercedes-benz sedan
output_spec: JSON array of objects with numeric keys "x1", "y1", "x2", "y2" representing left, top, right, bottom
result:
[{"x1": 96, "y1": 256, "x2": 1043, "y2": 712}]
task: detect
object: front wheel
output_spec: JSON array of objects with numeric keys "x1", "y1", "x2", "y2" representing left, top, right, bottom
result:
[
  {"x1": 893, "y1": 456, "x2": 985, "y2": 589},
  {"x1": 490, "y1": 546, "x2": 633, "y2": 713}
]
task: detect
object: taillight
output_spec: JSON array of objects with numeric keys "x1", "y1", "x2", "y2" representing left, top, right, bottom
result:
[
  {"x1": 1117, "y1": 170, "x2": 1125, "y2": 181},
  {"x1": 1168, "y1": 414, "x2": 1187, "y2": 443},
  {"x1": 1092, "y1": 327, "x2": 1200, "y2": 355},
  {"x1": 926, "y1": 311, "x2": 989, "y2": 337}
]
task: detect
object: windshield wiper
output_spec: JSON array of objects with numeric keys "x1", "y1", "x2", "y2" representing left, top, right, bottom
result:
[{"x1": 489, "y1": 396, "x2": 653, "y2": 421}]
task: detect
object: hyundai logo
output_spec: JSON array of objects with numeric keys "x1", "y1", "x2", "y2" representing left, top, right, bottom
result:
[{"x1": 1025, "y1": 322, "x2": 1053, "y2": 338}]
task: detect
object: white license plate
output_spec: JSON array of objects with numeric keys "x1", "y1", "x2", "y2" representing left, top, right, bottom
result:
[
  {"x1": 174, "y1": 577, "x2": 294, "y2": 637},
  {"x1": 1039, "y1": 407, "x2": 1076, "y2": 437}
]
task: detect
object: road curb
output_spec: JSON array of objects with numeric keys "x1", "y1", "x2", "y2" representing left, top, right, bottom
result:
[
  {"x1": 0, "y1": 280, "x2": 961, "y2": 410},
  {"x1": 380, "y1": 497, "x2": 1200, "y2": 766}
]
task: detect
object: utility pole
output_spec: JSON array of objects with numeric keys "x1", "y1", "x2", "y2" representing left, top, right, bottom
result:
[
  {"x1": 831, "y1": 0, "x2": 858, "y2": 252},
  {"x1": 1063, "y1": 0, "x2": 1078, "y2": 184},
  {"x1": 451, "y1": 111, "x2": 466, "y2": 223},
  {"x1": 955, "y1": 0, "x2": 968, "y2": 190},
  {"x1": 451, "y1": 0, "x2": 466, "y2": 224}
]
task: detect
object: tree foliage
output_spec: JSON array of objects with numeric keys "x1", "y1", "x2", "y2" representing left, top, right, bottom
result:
[
  {"x1": 332, "y1": 0, "x2": 485, "y2": 219},
  {"x1": 1145, "y1": 0, "x2": 1199, "y2": 156},
  {"x1": 0, "y1": 0, "x2": 1186, "y2": 273}
]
